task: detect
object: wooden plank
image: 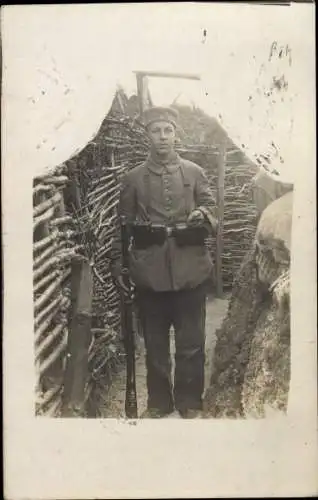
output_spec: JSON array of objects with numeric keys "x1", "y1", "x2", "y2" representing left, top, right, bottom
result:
[
  {"x1": 61, "y1": 259, "x2": 93, "y2": 417},
  {"x1": 215, "y1": 143, "x2": 226, "y2": 298},
  {"x1": 134, "y1": 70, "x2": 201, "y2": 81}
]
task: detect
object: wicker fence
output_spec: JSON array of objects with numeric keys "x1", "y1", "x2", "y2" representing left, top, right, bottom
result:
[{"x1": 33, "y1": 167, "x2": 78, "y2": 416}]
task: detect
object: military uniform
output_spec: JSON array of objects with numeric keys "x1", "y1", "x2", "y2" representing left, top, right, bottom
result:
[{"x1": 110, "y1": 108, "x2": 217, "y2": 416}]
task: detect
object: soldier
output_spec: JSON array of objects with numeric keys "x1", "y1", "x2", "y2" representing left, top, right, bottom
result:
[{"x1": 110, "y1": 106, "x2": 217, "y2": 418}]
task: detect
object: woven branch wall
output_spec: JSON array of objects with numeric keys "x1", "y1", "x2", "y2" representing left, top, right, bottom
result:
[{"x1": 33, "y1": 166, "x2": 78, "y2": 416}]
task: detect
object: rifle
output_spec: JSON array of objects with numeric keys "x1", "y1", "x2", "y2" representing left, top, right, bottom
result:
[{"x1": 120, "y1": 216, "x2": 138, "y2": 418}]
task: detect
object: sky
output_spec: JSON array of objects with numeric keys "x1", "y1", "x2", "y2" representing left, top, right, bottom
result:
[{"x1": 2, "y1": 3, "x2": 315, "y2": 181}]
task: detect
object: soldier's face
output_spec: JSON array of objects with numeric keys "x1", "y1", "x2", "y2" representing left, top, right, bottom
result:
[{"x1": 147, "y1": 120, "x2": 176, "y2": 155}]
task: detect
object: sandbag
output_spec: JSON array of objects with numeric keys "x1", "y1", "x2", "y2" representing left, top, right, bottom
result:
[
  {"x1": 254, "y1": 191, "x2": 292, "y2": 287},
  {"x1": 256, "y1": 190, "x2": 293, "y2": 253},
  {"x1": 251, "y1": 167, "x2": 293, "y2": 214}
]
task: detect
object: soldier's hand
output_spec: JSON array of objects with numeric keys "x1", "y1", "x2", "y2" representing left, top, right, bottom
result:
[
  {"x1": 117, "y1": 275, "x2": 135, "y2": 298},
  {"x1": 187, "y1": 209, "x2": 205, "y2": 226}
]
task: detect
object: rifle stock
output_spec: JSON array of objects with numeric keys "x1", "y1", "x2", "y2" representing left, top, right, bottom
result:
[{"x1": 120, "y1": 217, "x2": 138, "y2": 418}]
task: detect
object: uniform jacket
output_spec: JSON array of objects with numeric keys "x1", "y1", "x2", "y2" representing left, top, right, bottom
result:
[{"x1": 110, "y1": 151, "x2": 218, "y2": 291}]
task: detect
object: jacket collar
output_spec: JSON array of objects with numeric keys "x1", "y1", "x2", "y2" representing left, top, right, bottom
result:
[{"x1": 146, "y1": 150, "x2": 181, "y2": 175}]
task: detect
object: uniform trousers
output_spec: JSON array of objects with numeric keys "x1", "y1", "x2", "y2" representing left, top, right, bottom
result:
[{"x1": 136, "y1": 283, "x2": 207, "y2": 414}]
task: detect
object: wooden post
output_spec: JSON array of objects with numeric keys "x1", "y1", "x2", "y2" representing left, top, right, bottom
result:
[
  {"x1": 61, "y1": 259, "x2": 93, "y2": 417},
  {"x1": 136, "y1": 73, "x2": 143, "y2": 115},
  {"x1": 215, "y1": 143, "x2": 226, "y2": 298},
  {"x1": 136, "y1": 73, "x2": 150, "y2": 116},
  {"x1": 147, "y1": 86, "x2": 153, "y2": 107}
]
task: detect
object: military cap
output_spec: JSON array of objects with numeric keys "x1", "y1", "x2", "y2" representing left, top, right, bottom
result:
[{"x1": 141, "y1": 106, "x2": 179, "y2": 129}]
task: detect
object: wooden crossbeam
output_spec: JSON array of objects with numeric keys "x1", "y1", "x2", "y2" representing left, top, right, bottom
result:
[
  {"x1": 134, "y1": 70, "x2": 201, "y2": 81},
  {"x1": 134, "y1": 70, "x2": 201, "y2": 115}
]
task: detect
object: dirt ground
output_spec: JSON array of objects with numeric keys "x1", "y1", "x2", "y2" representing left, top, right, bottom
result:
[{"x1": 100, "y1": 295, "x2": 229, "y2": 418}]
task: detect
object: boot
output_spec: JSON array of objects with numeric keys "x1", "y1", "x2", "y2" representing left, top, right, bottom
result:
[
  {"x1": 178, "y1": 409, "x2": 204, "y2": 419},
  {"x1": 140, "y1": 408, "x2": 173, "y2": 419}
]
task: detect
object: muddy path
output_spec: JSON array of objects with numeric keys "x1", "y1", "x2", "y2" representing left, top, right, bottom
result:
[{"x1": 99, "y1": 295, "x2": 229, "y2": 418}]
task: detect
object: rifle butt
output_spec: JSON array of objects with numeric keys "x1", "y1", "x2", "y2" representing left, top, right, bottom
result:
[{"x1": 125, "y1": 387, "x2": 138, "y2": 418}]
